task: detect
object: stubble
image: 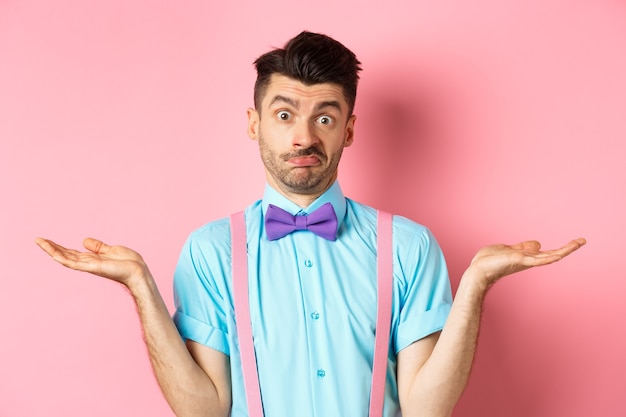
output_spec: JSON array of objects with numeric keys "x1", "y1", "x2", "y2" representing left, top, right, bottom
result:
[{"x1": 258, "y1": 133, "x2": 344, "y2": 195}]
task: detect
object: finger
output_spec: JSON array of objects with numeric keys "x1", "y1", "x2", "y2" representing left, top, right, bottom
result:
[
  {"x1": 555, "y1": 238, "x2": 587, "y2": 257},
  {"x1": 509, "y1": 240, "x2": 541, "y2": 252},
  {"x1": 540, "y1": 238, "x2": 587, "y2": 258},
  {"x1": 35, "y1": 237, "x2": 54, "y2": 254},
  {"x1": 35, "y1": 237, "x2": 71, "y2": 259},
  {"x1": 83, "y1": 237, "x2": 111, "y2": 254},
  {"x1": 35, "y1": 237, "x2": 89, "y2": 270},
  {"x1": 521, "y1": 240, "x2": 541, "y2": 251},
  {"x1": 521, "y1": 238, "x2": 587, "y2": 267},
  {"x1": 524, "y1": 253, "x2": 563, "y2": 265}
]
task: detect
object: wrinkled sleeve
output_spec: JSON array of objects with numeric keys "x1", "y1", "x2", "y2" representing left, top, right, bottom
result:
[
  {"x1": 393, "y1": 221, "x2": 452, "y2": 353},
  {"x1": 172, "y1": 226, "x2": 232, "y2": 356}
]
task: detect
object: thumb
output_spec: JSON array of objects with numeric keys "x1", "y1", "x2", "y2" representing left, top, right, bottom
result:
[{"x1": 83, "y1": 237, "x2": 110, "y2": 254}]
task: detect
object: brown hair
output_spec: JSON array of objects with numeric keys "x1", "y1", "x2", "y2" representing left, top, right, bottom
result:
[{"x1": 253, "y1": 31, "x2": 362, "y2": 115}]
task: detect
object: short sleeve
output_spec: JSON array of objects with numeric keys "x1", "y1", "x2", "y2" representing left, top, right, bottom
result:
[
  {"x1": 172, "y1": 223, "x2": 233, "y2": 356},
  {"x1": 392, "y1": 220, "x2": 452, "y2": 353}
]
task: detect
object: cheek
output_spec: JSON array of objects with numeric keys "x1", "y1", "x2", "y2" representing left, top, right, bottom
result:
[
  {"x1": 260, "y1": 119, "x2": 290, "y2": 140},
  {"x1": 328, "y1": 129, "x2": 350, "y2": 149}
]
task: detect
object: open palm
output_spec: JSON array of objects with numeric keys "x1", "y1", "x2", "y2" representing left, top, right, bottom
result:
[
  {"x1": 35, "y1": 237, "x2": 149, "y2": 286},
  {"x1": 469, "y1": 238, "x2": 586, "y2": 285}
]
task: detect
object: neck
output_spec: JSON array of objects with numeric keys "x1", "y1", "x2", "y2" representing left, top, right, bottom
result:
[
  {"x1": 284, "y1": 193, "x2": 323, "y2": 209},
  {"x1": 276, "y1": 186, "x2": 328, "y2": 208},
  {"x1": 269, "y1": 177, "x2": 336, "y2": 209}
]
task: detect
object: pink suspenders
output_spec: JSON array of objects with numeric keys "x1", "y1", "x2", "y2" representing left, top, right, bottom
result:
[
  {"x1": 230, "y1": 210, "x2": 393, "y2": 417},
  {"x1": 370, "y1": 210, "x2": 393, "y2": 417},
  {"x1": 231, "y1": 210, "x2": 264, "y2": 417}
]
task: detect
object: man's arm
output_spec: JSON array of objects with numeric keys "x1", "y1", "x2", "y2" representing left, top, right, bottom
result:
[
  {"x1": 35, "y1": 237, "x2": 231, "y2": 417},
  {"x1": 397, "y1": 238, "x2": 586, "y2": 417}
]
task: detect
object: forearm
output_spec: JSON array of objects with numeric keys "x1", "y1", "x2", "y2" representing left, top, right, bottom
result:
[
  {"x1": 402, "y1": 268, "x2": 488, "y2": 417},
  {"x1": 126, "y1": 273, "x2": 230, "y2": 417}
]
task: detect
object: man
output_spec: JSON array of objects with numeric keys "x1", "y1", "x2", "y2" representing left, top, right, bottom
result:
[{"x1": 36, "y1": 31, "x2": 585, "y2": 417}]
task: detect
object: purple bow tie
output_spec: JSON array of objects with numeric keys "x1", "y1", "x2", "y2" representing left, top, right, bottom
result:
[{"x1": 265, "y1": 202, "x2": 338, "y2": 241}]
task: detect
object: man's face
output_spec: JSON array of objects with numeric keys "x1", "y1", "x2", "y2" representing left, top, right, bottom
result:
[{"x1": 247, "y1": 74, "x2": 356, "y2": 200}]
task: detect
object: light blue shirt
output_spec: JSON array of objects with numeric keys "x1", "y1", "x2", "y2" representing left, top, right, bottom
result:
[{"x1": 173, "y1": 181, "x2": 452, "y2": 417}]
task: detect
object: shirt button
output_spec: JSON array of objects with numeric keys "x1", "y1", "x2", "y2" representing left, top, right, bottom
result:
[
  {"x1": 317, "y1": 369, "x2": 326, "y2": 378},
  {"x1": 310, "y1": 311, "x2": 320, "y2": 320},
  {"x1": 304, "y1": 259, "x2": 313, "y2": 268}
]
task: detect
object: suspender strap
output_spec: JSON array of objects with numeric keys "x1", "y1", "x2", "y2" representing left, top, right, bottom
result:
[
  {"x1": 370, "y1": 210, "x2": 393, "y2": 417},
  {"x1": 231, "y1": 211, "x2": 264, "y2": 417},
  {"x1": 230, "y1": 210, "x2": 394, "y2": 417}
]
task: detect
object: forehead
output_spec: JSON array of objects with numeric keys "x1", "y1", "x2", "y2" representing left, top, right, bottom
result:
[{"x1": 262, "y1": 74, "x2": 349, "y2": 112}]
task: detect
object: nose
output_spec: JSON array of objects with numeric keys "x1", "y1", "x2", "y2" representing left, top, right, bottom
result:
[{"x1": 291, "y1": 120, "x2": 319, "y2": 148}]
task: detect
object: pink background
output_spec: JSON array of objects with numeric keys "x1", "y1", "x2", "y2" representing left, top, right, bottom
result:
[{"x1": 1, "y1": 0, "x2": 625, "y2": 416}]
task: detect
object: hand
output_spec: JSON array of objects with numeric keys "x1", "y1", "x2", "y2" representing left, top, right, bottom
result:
[
  {"x1": 35, "y1": 237, "x2": 150, "y2": 287},
  {"x1": 468, "y1": 238, "x2": 587, "y2": 288}
]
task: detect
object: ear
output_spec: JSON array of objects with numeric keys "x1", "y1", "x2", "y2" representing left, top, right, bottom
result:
[
  {"x1": 344, "y1": 114, "x2": 356, "y2": 147},
  {"x1": 247, "y1": 108, "x2": 260, "y2": 141}
]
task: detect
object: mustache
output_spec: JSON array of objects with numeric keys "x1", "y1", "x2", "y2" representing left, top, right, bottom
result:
[{"x1": 282, "y1": 147, "x2": 326, "y2": 160}]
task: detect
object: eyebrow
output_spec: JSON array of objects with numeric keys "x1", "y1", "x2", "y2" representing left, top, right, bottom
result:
[
  {"x1": 268, "y1": 95, "x2": 343, "y2": 113},
  {"x1": 315, "y1": 100, "x2": 343, "y2": 113},
  {"x1": 269, "y1": 95, "x2": 299, "y2": 109}
]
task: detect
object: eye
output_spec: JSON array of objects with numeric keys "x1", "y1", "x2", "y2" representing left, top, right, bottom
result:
[
  {"x1": 317, "y1": 115, "x2": 334, "y2": 125},
  {"x1": 277, "y1": 111, "x2": 292, "y2": 121}
]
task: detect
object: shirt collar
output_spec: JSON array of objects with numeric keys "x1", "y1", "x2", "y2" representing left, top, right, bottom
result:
[{"x1": 261, "y1": 181, "x2": 347, "y2": 229}]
